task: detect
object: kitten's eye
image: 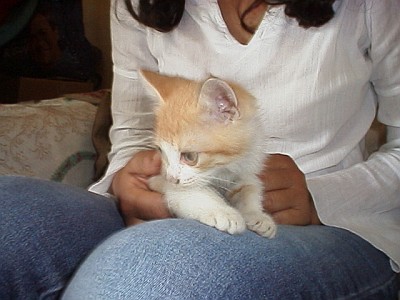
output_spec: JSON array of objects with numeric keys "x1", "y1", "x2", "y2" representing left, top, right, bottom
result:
[{"x1": 181, "y1": 152, "x2": 198, "y2": 166}]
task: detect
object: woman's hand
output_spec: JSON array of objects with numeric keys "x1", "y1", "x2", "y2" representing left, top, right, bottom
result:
[
  {"x1": 259, "y1": 154, "x2": 321, "y2": 225},
  {"x1": 110, "y1": 150, "x2": 171, "y2": 226}
]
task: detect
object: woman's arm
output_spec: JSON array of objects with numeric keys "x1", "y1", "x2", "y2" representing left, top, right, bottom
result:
[
  {"x1": 307, "y1": 0, "x2": 400, "y2": 269},
  {"x1": 89, "y1": 0, "x2": 159, "y2": 195}
]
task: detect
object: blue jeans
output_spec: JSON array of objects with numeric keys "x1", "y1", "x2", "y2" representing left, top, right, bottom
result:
[
  {"x1": 62, "y1": 221, "x2": 399, "y2": 300},
  {"x1": 1, "y1": 176, "x2": 398, "y2": 299},
  {"x1": 0, "y1": 176, "x2": 124, "y2": 299}
]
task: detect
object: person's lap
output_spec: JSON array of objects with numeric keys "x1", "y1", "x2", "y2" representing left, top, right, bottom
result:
[
  {"x1": 0, "y1": 175, "x2": 398, "y2": 299},
  {"x1": 0, "y1": 175, "x2": 125, "y2": 299},
  {"x1": 63, "y1": 218, "x2": 399, "y2": 299}
]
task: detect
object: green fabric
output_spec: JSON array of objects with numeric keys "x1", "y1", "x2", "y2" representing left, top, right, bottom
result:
[
  {"x1": 51, "y1": 151, "x2": 96, "y2": 182},
  {"x1": 0, "y1": 0, "x2": 38, "y2": 47}
]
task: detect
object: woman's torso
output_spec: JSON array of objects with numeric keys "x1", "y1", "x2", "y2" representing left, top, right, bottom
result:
[{"x1": 123, "y1": 0, "x2": 376, "y2": 176}]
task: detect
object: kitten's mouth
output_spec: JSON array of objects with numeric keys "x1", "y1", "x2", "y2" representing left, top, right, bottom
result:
[
  {"x1": 167, "y1": 178, "x2": 180, "y2": 185},
  {"x1": 169, "y1": 178, "x2": 196, "y2": 187},
  {"x1": 184, "y1": 177, "x2": 198, "y2": 185}
]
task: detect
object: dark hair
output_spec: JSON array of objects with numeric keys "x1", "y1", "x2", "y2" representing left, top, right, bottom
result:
[
  {"x1": 125, "y1": 0, "x2": 185, "y2": 32},
  {"x1": 277, "y1": 0, "x2": 336, "y2": 28},
  {"x1": 125, "y1": 0, "x2": 335, "y2": 32}
]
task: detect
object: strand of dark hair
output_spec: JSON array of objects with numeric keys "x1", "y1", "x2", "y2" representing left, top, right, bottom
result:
[
  {"x1": 125, "y1": 0, "x2": 185, "y2": 32},
  {"x1": 125, "y1": 0, "x2": 335, "y2": 32},
  {"x1": 274, "y1": 0, "x2": 336, "y2": 28}
]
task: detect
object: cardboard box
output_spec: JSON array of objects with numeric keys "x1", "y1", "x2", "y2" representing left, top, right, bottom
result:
[{"x1": 0, "y1": 76, "x2": 94, "y2": 103}]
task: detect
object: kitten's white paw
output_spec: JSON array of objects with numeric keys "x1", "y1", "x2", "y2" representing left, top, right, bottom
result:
[
  {"x1": 244, "y1": 213, "x2": 277, "y2": 238},
  {"x1": 198, "y1": 207, "x2": 246, "y2": 235},
  {"x1": 148, "y1": 175, "x2": 164, "y2": 193}
]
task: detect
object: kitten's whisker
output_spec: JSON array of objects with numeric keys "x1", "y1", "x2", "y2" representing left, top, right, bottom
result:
[
  {"x1": 206, "y1": 175, "x2": 236, "y2": 185},
  {"x1": 215, "y1": 185, "x2": 232, "y2": 192},
  {"x1": 197, "y1": 176, "x2": 234, "y2": 193}
]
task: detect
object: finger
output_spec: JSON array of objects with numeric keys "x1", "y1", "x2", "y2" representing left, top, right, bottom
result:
[
  {"x1": 110, "y1": 169, "x2": 148, "y2": 196},
  {"x1": 126, "y1": 150, "x2": 161, "y2": 176},
  {"x1": 263, "y1": 154, "x2": 295, "y2": 170},
  {"x1": 272, "y1": 208, "x2": 310, "y2": 226},
  {"x1": 259, "y1": 169, "x2": 293, "y2": 190},
  {"x1": 262, "y1": 189, "x2": 293, "y2": 213},
  {"x1": 122, "y1": 187, "x2": 171, "y2": 221},
  {"x1": 124, "y1": 216, "x2": 145, "y2": 226}
]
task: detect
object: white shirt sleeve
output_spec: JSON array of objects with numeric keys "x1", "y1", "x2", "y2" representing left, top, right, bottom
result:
[
  {"x1": 89, "y1": 0, "x2": 158, "y2": 194},
  {"x1": 307, "y1": 0, "x2": 400, "y2": 271}
]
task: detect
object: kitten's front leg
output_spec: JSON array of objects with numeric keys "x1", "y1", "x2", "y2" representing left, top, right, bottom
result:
[
  {"x1": 148, "y1": 175, "x2": 165, "y2": 193},
  {"x1": 165, "y1": 187, "x2": 246, "y2": 235},
  {"x1": 229, "y1": 181, "x2": 277, "y2": 238}
]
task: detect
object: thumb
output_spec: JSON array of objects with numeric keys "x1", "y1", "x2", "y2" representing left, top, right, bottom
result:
[{"x1": 127, "y1": 150, "x2": 161, "y2": 177}]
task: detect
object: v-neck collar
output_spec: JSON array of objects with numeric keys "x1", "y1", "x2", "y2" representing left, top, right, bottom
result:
[
  {"x1": 215, "y1": 0, "x2": 266, "y2": 45},
  {"x1": 209, "y1": 0, "x2": 283, "y2": 46}
]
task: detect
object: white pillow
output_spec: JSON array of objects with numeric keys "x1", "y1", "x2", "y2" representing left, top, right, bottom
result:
[{"x1": 0, "y1": 98, "x2": 97, "y2": 188}]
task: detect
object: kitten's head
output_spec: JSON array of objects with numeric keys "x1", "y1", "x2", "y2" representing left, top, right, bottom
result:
[{"x1": 141, "y1": 70, "x2": 259, "y2": 186}]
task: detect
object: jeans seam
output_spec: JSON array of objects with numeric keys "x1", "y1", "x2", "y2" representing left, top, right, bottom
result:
[
  {"x1": 39, "y1": 281, "x2": 65, "y2": 300},
  {"x1": 340, "y1": 273, "x2": 399, "y2": 300}
]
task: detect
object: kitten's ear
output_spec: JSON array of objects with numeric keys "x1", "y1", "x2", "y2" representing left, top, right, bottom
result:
[
  {"x1": 140, "y1": 69, "x2": 170, "y2": 101},
  {"x1": 199, "y1": 78, "x2": 240, "y2": 123}
]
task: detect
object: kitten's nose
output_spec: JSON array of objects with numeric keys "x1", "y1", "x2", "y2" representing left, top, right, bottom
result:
[{"x1": 167, "y1": 175, "x2": 180, "y2": 184}]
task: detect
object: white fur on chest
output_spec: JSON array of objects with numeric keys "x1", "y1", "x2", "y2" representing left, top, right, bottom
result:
[{"x1": 149, "y1": 141, "x2": 276, "y2": 238}]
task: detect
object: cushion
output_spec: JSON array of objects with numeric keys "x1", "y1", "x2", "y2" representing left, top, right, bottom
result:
[
  {"x1": 63, "y1": 89, "x2": 112, "y2": 181},
  {"x1": 0, "y1": 98, "x2": 97, "y2": 188}
]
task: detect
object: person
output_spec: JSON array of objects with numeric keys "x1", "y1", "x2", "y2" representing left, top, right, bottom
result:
[
  {"x1": 25, "y1": 10, "x2": 100, "y2": 82},
  {"x1": 0, "y1": 0, "x2": 399, "y2": 299},
  {"x1": 0, "y1": 6, "x2": 101, "y2": 84}
]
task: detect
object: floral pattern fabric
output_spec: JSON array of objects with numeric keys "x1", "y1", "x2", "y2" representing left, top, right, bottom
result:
[{"x1": 0, "y1": 98, "x2": 97, "y2": 188}]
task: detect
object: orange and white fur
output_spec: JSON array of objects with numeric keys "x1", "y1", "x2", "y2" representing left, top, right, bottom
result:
[{"x1": 141, "y1": 70, "x2": 276, "y2": 238}]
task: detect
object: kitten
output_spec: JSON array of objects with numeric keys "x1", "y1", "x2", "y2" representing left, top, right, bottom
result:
[{"x1": 141, "y1": 70, "x2": 276, "y2": 238}]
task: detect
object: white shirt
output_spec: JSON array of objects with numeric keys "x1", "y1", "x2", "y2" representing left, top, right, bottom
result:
[{"x1": 90, "y1": 0, "x2": 400, "y2": 271}]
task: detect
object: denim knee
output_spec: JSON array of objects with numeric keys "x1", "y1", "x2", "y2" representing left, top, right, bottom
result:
[
  {"x1": 0, "y1": 176, "x2": 124, "y2": 299},
  {"x1": 63, "y1": 219, "x2": 398, "y2": 299}
]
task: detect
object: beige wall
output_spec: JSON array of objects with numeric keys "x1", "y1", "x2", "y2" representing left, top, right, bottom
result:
[{"x1": 82, "y1": 0, "x2": 113, "y2": 89}]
